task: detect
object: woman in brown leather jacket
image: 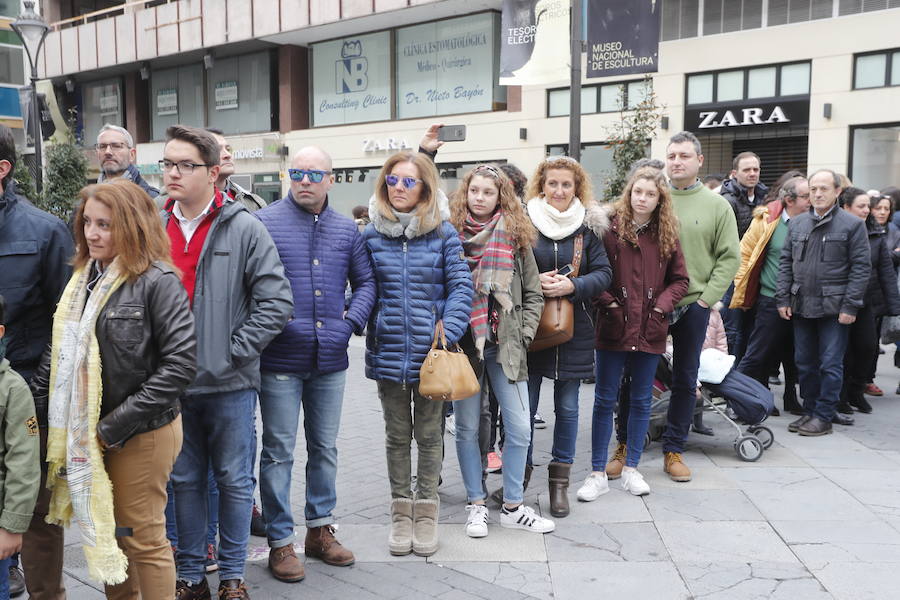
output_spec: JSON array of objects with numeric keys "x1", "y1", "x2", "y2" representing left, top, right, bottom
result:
[{"x1": 31, "y1": 179, "x2": 196, "y2": 599}]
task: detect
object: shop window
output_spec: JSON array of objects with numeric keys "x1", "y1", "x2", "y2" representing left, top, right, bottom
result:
[
  {"x1": 850, "y1": 124, "x2": 900, "y2": 189},
  {"x1": 0, "y1": 0, "x2": 17, "y2": 16},
  {"x1": 82, "y1": 78, "x2": 123, "y2": 146},
  {"x1": 599, "y1": 84, "x2": 623, "y2": 112},
  {"x1": 853, "y1": 49, "x2": 899, "y2": 89},
  {"x1": 748, "y1": 67, "x2": 777, "y2": 98},
  {"x1": 547, "y1": 87, "x2": 598, "y2": 117},
  {"x1": 151, "y1": 64, "x2": 203, "y2": 141},
  {"x1": 768, "y1": 0, "x2": 833, "y2": 25},
  {"x1": 0, "y1": 46, "x2": 24, "y2": 86},
  {"x1": 661, "y1": 0, "x2": 699, "y2": 41},
  {"x1": 703, "y1": 0, "x2": 762, "y2": 35},
  {"x1": 546, "y1": 142, "x2": 623, "y2": 195},
  {"x1": 626, "y1": 80, "x2": 651, "y2": 109},
  {"x1": 840, "y1": 0, "x2": 900, "y2": 14},
  {"x1": 717, "y1": 71, "x2": 744, "y2": 102},
  {"x1": 206, "y1": 51, "x2": 273, "y2": 135},
  {"x1": 780, "y1": 62, "x2": 810, "y2": 95},
  {"x1": 687, "y1": 74, "x2": 714, "y2": 104}
]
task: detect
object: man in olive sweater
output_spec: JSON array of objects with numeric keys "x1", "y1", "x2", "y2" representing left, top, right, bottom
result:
[{"x1": 662, "y1": 132, "x2": 739, "y2": 481}]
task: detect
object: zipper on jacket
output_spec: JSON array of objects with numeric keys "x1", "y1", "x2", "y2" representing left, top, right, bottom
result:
[
  {"x1": 553, "y1": 241, "x2": 560, "y2": 380},
  {"x1": 553, "y1": 241, "x2": 559, "y2": 268},
  {"x1": 402, "y1": 238, "x2": 410, "y2": 386},
  {"x1": 621, "y1": 287, "x2": 628, "y2": 322}
]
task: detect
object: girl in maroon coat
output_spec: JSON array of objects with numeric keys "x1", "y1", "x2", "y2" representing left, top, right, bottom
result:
[{"x1": 577, "y1": 167, "x2": 689, "y2": 500}]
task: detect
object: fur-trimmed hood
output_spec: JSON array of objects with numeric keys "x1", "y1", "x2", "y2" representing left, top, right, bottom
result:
[
  {"x1": 368, "y1": 189, "x2": 451, "y2": 239},
  {"x1": 583, "y1": 201, "x2": 612, "y2": 239}
]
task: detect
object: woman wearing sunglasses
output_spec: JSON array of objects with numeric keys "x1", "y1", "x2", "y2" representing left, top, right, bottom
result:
[
  {"x1": 524, "y1": 156, "x2": 612, "y2": 519},
  {"x1": 447, "y1": 164, "x2": 554, "y2": 538},
  {"x1": 361, "y1": 152, "x2": 473, "y2": 557}
]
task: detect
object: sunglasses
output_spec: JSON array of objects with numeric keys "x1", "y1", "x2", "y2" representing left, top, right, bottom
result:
[
  {"x1": 288, "y1": 169, "x2": 331, "y2": 183},
  {"x1": 385, "y1": 174, "x2": 422, "y2": 190}
]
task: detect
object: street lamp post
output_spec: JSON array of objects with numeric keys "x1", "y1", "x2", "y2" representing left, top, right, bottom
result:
[{"x1": 11, "y1": 1, "x2": 49, "y2": 195}]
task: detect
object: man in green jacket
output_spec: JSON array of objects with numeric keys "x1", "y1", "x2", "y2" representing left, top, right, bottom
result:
[{"x1": 0, "y1": 295, "x2": 40, "y2": 597}]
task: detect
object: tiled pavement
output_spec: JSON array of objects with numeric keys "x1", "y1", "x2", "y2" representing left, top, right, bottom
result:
[{"x1": 59, "y1": 339, "x2": 900, "y2": 599}]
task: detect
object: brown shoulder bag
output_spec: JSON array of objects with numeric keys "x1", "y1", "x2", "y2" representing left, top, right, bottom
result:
[
  {"x1": 529, "y1": 234, "x2": 583, "y2": 352},
  {"x1": 418, "y1": 321, "x2": 481, "y2": 401}
]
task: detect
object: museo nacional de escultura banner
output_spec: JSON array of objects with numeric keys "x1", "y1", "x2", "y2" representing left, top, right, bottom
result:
[
  {"x1": 499, "y1": 0, "x2": 570, "y2": 86},
  {"x1": 586, "y1": 0, "x2": 661, "y2": 78}
]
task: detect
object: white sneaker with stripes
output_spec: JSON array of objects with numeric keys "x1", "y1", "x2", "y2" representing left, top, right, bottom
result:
[{"x1": 499, "y1": 504, "x2": 555, "y2": 533}]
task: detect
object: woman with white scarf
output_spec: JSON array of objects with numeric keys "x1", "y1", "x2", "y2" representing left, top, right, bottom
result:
[
  {"x1": 30, "y1": 180, "x2": 196, "y2": 598},
  {"x1": 524, "y1": 156, "x2": 612, "y2": 519}
]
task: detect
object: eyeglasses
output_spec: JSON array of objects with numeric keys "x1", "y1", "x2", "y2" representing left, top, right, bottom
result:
[
  {"x1": 96, "y1": 142, "x2": 129, "y2": 152},
  {"x1": 385, "y1": 174, "x2": 422, "y2": 190},
  {"x1": 288, "y1": 169, "x2": 331, "y2": 183},
  {"x1": 159, "y1": 159, "x2": 211, "y2": 175}
]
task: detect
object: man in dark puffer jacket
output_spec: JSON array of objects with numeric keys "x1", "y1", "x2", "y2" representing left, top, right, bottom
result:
[{"x1": 255, "y1": 147, "x2": 375, "y2": 583}]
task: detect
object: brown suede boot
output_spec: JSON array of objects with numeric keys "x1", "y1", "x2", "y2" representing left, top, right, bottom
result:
[
  {"x1": 548, "y1": 462, "x2": 571, "y2": 518},
  {"x1": 412, "y1": 498, "x2": 439, "y2": 556},
  {"x1": 664, "y1": 452, "x2": 692, "y2": 482},
  {"x1": 606, "y1": 443, "x2": 627, "y2": 480},
  {"x1": 304, "y1": 525, "x2": 355, "y2": 566},
  {"x1": 389, "y1": 498, "x2": 414, "y2": 555},
  {"x1": 268, "y1": 544, "x2": 305, "y2": 582}
]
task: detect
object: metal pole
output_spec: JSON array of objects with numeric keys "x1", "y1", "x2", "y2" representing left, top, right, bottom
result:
[
  {"x1": 568, "y1": 0, "x2": 583, "y2": 161},
  {"x1": 30, "y1": 73, "x2": 42, "y2": 195}
]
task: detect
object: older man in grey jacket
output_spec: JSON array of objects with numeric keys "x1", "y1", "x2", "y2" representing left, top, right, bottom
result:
[
  {"x1": 777, "y1": 169, "x2": 870, "y2": 437},
  {"x1": 160, "y1": 125, "x2": 292, "y2": 600}
]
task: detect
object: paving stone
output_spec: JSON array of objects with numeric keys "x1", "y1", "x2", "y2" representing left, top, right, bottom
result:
[
  {"x1": 769, "y1": 520, "x2": 900, "y2": 569},
  {"x1": 811, "y1": 561, "x2": 898, "y2": 600},
  {"x1": 656, "y1": 521, "x2": 798, "y2": 564},
  {"x1": 537, "y1": 486, "x2": 653, "y2": 523},
  {"x1": 443, "y1": 562, "x2": 553, "y2": 600},
  {"x1": 643, "y1": 488, "x2": 765, "y2": 521},
  {"x1": 676, "y1": 560, "x2": 831, "y2": 599},
  {"x1": 428, "y1": 523, "x2": 547, "y2": 562},
  {"x1": 543, "y1": 520, "x2": 669, "y2": 562},
  {"x1": 549, "y1": 561, "x2": 690, "y2": 599}
]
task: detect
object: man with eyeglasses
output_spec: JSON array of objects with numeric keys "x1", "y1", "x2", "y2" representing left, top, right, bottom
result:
[
  {"x1": 253, "y1": 147, "x2": 375, "y2": 584},
  {"x1": 95, "y1": 124, "x2": 159, "y2": 198},
  {"x1": 161, "y1": 125, "x2": 293, "y2": 600},
  {"x1": 730, "y1": 176, "x2": 810, "y2": 416}
]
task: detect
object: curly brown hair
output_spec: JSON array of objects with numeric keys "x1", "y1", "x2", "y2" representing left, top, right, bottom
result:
[
  {"x1": 450, "y1": 164, "x2": 536, "y2": 250},
  {"x1": 613, "y1": 167, "x2": 680, "y2": 258},
  {"x1": 524, "y1": 156, "x2": 594, "y2": 206}
]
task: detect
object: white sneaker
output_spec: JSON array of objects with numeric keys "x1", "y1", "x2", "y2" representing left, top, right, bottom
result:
[
  {"x1": 576, "y1": 472, "x2": 610, "y2": 502},
  {"x1": 446, "y1": 414, "x2": 456, "y2": 436},
  {"x1": 500, "y1": 504, "x2": 555, "y2": 533},
  {"x1": 533, "y1": 413, "x2": 547, "y2": 429},
  {"x1": 621, "y1": 468, "x2": 650, "y2": 496},
  {"x1": 465, "y1": 504, "x2": 489, "y2": 538}
]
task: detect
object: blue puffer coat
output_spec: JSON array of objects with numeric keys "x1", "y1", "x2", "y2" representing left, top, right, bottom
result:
[
  {"x1": 362, "y1": 195, "x2": 474, "y2": 384},
  {"x1": 257, "y1": 194, "x2": 376, "y2": 374},
  {"x1": 528, "y1": 203, "x2": 613, "y2": 380}
]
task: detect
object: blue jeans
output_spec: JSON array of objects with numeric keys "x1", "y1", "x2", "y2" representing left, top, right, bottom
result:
[
  {"x1": 721, "y1": 283, "x2": 748, "y2": 362},
  {"x1": 454, "y1": 345, "x2": 531, "y2": 504},
  {"x1": 526, "y1": 375, "x2": 580, "y2": 465},
  {"x1": 663, "y1": 302, "x2": 710, "y2": 454},
  {"x1": 593, "y1": 350, "x2": 659, "y2": 470},
  {"x1": 0, "y1": 556, "x2": 8, "y2": 598},
  {"x1": 172, "y1": 389, "x2": 256, "y2": 584},
  {"x1": 793, "y1": 316, "x2": 850, "y2": 421},
  {"x1": 166, "y1": 466, "x2": 219, "y2": 548},
  {"x1": 259, "y1": 370, "x2": 346, "y2": 548}
]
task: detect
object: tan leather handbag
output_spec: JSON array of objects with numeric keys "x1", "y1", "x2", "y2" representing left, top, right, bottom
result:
[
  {"x1": 418, "y1": 321, "x2": 481, "y2": 401},
  {"x1": 529, "y1": 234, "x2": 583, "y2": 352}
]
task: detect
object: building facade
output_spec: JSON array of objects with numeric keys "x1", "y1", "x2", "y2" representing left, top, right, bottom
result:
[{"x1": 29, "y1": 0, "x2": 900, "y2": 216}]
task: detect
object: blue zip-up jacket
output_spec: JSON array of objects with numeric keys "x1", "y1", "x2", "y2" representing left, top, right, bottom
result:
[
  {"x1": 257, "y1": 194, "x2": 376, "y2": 374},
  {"x1": 362, "y1": 194, "x2": 474, "y2": 384}
]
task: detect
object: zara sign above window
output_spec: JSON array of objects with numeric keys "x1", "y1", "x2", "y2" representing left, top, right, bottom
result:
[{"x1": 684, "y1": 99, "x2": 810, "y2": 132}]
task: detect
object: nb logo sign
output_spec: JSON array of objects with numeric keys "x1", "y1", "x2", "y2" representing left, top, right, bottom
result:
[{"x1": 336, "y1": 40, "x2": 368, "y2": 94}]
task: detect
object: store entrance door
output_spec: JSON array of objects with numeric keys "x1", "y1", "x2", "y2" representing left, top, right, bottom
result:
[{"x1": 253, "y1": 173, "x2": 282, "y2": 204}]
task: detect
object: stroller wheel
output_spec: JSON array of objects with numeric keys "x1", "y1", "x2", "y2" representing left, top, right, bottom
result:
[
  {"x1": 747, "y1": 425, "x2": 774, "y2": 449},
  {"x1": 734, "y1": 435, "x2": 763, "y2": 462},
  {"x1": 643, "y1": 432, "x2": 652, "y2": 451}
]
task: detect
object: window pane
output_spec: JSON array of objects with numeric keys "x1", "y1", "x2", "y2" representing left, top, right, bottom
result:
[
  {"x1": 811, "y1": 0, "x2": 833, "y2": 18},
  {"x1": 548, "y1": 90, "x2": 568, "y2": 117},
  {"x1": 681, "y1": 0, "x2": 699, "y2": 37},
  {"x1": 789, "y1": 0, "x2": 812, "y2": 22},
  {"x1": 723, "y1": 0, "x2": 741, "y2": 32},
  {"x1": 627, "y1": 80, "x2": 650, "y2": 109},
  {"x1": 851, "y1": 125, "x2": 900, "y2": 189},
  {"x1": 600, "y1": 84, "x2": 624, "y2": 112},
  {"x1": 662, "y1": 0, "x2": 682, "y2": 40},
  {"x1": 781, "y1": 62, "x2": 810, "y2": 95},
  {"x1": 687, "y1": 74, "x2": 713, "y2": 104},
  {"x1": 748, "y1": 67, "x2": 776, "y2": 98},
  {"x1": 855, "y1": 53, "x2": 887, "y2": 88},
  {"x1": 703, "y1": 0, "x2": 722, "y2": 34},
  {"x1": 0, "y1": 47, "x2": 24, "y2": 86},
  {"x1": 207, "y1": 52, "x2": 272, "y2": 134},
  {"x1": 892, "y1": 52, "x2": 900, "y2": 85},
  {"x1": 840, "y1": 0, "x2": 862, "y2": 14},
  {"x1": 742, "y1": 0, "x2": 763, "y2": 29},
  {"x1": 768, "y1": 0, "x2": 788, "y2": 24},
  {"x1": 862, "y1": 0, "x2": 888, "y2": 11},
  {"x1": 717, "y1": 70, "x2": 743, "y2": 101}
]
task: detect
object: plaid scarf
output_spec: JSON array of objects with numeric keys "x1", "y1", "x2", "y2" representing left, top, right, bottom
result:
[
  {"x1": 46, "y1": 260, "x2": 128, "y2": 585},
  {"x1": 460, "y1": 211, "x2": 516, "y2": 357}
]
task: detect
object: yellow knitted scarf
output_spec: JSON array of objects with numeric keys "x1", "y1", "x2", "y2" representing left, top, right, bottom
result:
[{"x1": 46, "y1": 260, "x2": 128, "y2": 585}]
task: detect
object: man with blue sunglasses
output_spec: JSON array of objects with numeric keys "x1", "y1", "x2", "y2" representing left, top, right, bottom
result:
[{"x1": 254, "y1": 147, "x2": 376, "y2": 584}]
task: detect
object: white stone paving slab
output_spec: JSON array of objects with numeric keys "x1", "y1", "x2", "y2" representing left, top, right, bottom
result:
[
  {"x1": 676, "y1": 560, "x2": 831, "y2": 599},
  {"x1": 443, "y1": 562, "x2": 553, "y2": 600},
  {"x1": 812, "y1": 561, "x2": 898, "y2": 600},
  {"x1": 769, "y1": 520, "x2": 900, "y2": 569},
  {"x1": 543, "y1": 521, "x2": 670, "y2": 562},
  {"x1": 656, "y1": 521, "x2": 798, "y2": 564},
  {"x1": 549, "y1": 561, "x2": 691, "y2": 600},
  {"x1": 428, "y1": 523, "x2": 548, "y2": 562},
  {"x1": 643, "y1": 488, "x2": 765, "y2": 521}
]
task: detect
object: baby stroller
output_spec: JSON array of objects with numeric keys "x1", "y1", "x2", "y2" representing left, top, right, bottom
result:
[{"x1": 619, "y1": 351, "x2": 775, "y2": 462}]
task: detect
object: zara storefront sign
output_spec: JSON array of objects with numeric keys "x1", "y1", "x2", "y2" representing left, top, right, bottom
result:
[
  {"x1": 362, "y1": 138, "x2": 413, "y2": 153},
  {"x1": 685, "y1": 99, "x2": 810, "y2": 132}
]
